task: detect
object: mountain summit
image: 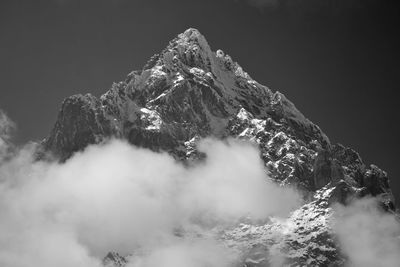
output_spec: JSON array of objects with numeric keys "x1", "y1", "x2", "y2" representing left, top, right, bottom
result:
[
  {"x1": 44, "y1": 28, "x2": 328, "y2": 163},
  {"x1": 42, "y1": 28, "x2": 395, "y2": 266}
]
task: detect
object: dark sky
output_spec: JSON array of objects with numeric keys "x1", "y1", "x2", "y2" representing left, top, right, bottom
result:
[{"x1": 1, "y1": 0, "x2": 399, "y2": 202}]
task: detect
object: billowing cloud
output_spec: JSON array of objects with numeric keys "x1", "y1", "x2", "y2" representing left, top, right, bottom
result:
[
  {"x1": 0, "y1": 131, "x2": 301, "y2": 266},
  {"x1": 332, "y1": 198, "x2": 400, "y2": 267},
  {"x1": 126, "y1": 239, "x2": 235, "y2": 267}
]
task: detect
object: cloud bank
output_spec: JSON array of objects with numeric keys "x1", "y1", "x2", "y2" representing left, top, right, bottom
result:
[
  {"x1": 332, "y1": 198, "x2": 400, "y2": 267},
  {"x1": 0, "y1": 115, "x2": 301, "y2": 267}
]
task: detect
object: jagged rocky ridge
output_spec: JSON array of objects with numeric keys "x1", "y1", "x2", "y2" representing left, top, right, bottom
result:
[{"x1": 42, "y1": 28, "x2": 395, "y2": 266}]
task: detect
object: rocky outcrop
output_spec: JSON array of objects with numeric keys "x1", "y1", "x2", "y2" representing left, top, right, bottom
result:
[
  {"x1": 313, "y1": 150, "x2": 344, "y2": 190},
  {"x1": 102, "y1": 252, "x2": 127, "y2": 267},
  {"x1": 41, "y1": 28, "x2": 396, "y2": 266}
]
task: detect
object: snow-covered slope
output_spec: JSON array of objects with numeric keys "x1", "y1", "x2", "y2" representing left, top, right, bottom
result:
[{"x1": 41, "y1": 28, "x2": 395, "y2": 266}]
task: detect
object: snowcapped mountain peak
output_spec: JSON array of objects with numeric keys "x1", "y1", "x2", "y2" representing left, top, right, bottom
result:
[
  {"x1": 42, "y1": 28, "x2": 334, "y2": 162},
  {"x1": 140, "y1": 28, "x2": 250, "y2": 81},
  {"x1": 142, "y1": 28, "x2": 214, "y2": 73},
  {"x1": 40, "y1": 28, "x2": 396, "y2": 266},
  {"x1": 174, "y1": 28, "x2": 213, "y2": 62},
  {"x1": 177, "y1": 28, "x2": 210, "y2": 51}
]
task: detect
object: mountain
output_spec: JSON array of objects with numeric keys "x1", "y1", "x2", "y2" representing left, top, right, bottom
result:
[{"x1": 41, "y1": 28, "x2": 395, "y2": 266}]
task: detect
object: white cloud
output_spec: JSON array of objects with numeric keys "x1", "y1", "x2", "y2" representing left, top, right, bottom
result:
[
  {"x1": 126, "y1": 239, "x2": 235, "y2": 267},
  {"x1": 332, "y1": 198, "x2": 400, "y2": 267},
  {"x1": 0, "y1": 136, "x2": 301, "y2": 267},
  {"x1": 180, "y1": 139, "x2": 301, "y2": 223}
]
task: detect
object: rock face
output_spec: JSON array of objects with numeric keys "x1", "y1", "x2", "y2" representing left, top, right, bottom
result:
[
  {"x1": 42, "y1": 28, "x2": 395, "y2": 266},
  {"x1": 102, "y1": 252, "x2": 127, "y2": 267}
]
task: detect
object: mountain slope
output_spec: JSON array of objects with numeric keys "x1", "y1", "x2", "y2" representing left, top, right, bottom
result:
[{"x1": 41, "y1": 28, "x2": 395, "y2": 266}]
